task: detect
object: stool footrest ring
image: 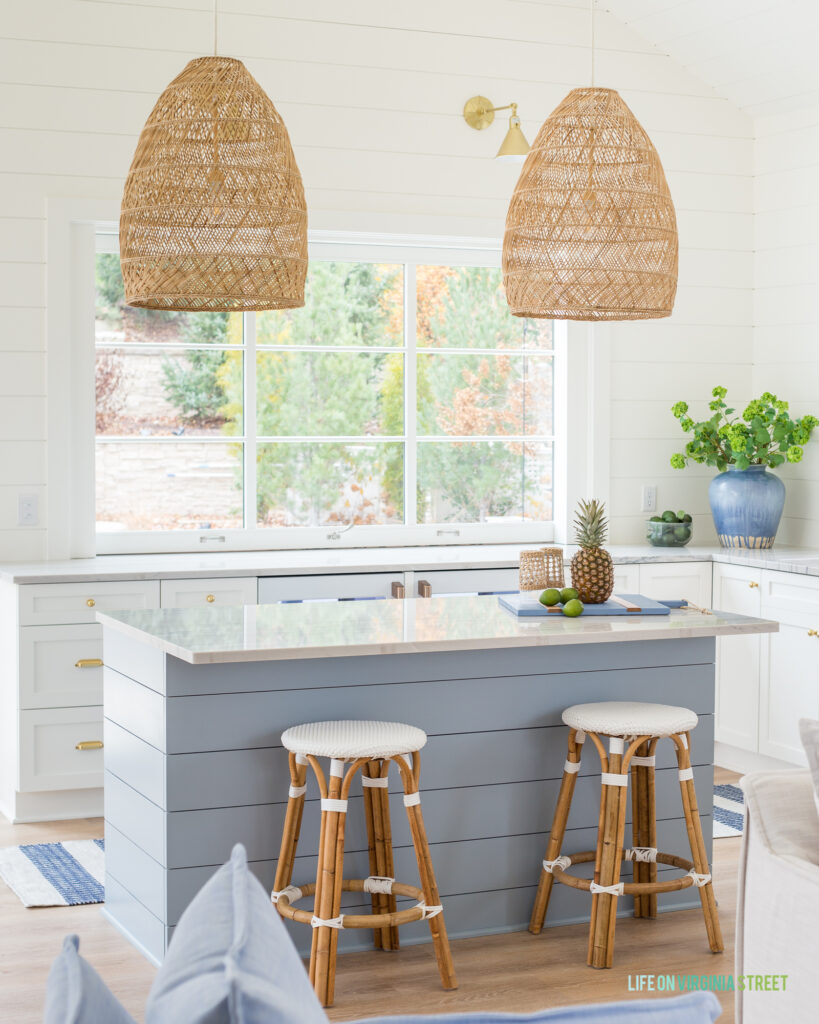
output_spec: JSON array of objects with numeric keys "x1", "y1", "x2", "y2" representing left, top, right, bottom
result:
[
  {"x1": 549, "y1": 850, "x2": 711, "y2": 896},
  {"x1": 274, "y1": 878, "x2": 434, "y2": 930}
]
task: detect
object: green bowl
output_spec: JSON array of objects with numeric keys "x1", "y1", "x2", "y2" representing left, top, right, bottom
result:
[{"x1": 646, "y1": 520, "x2": 693, "y2": 547}]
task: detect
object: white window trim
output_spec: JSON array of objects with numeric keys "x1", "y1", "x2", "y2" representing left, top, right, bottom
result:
[{"x1": 50, "y1": 201, "x2": 609, "y2": 558}]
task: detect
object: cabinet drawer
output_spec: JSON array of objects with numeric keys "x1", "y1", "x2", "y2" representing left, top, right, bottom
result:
[
  {"x1": 19, "y1": 707, "x2": 104, "y2": 792},
  {"x1": 638, "y1": 562, "x2": 712, "y2": 608},
  {"x1": 612, "y1": 564, "x2": 640, "y2": 594},
  {"x1": 160, "y1": 577, "x2": 257, "y2": 608},
  {"x1": 413, "y1": 568, "x2": 519, "y2": 596},
  {"x1": 761, "y1": 569, "x2": 819, "y2": 629},
  {"x1": 19, "y1": 580, "x2": 160, "y2": 626},
  {"x1": 20, "y1": 624, "x2": 103, "y2": 710},
  {"x1": 259, "y1": 573, "x2": 404, "y2": 603}
]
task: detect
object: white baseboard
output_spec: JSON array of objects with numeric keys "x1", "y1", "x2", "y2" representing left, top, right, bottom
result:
[
  {"x1": 714, "y1": 742, "x2": 795, "y2": 778},
  {"x1": 3, "y1": 787, "x2": 103, "y2": 824}
]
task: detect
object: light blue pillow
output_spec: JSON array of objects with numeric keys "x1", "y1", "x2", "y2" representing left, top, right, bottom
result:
[
  {"x1": 44, "y1": 934, "x2": 136, "y2": 1024},
  {"x1": 145, "y1": 843, "x2": 327, "y2": 1024},
  {"x1": 356, "y1": 991, "x2": 722, "y2": 1024}
]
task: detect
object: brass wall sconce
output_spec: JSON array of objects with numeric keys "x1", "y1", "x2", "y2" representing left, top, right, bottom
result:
[{"x1": 463, "y1": 96, "x2": 530, "y2": 162}]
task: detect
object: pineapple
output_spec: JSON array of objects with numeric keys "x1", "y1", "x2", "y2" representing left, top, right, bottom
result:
[{"x1": 570, "y1": 499, "x2": 614, "y2": 604}]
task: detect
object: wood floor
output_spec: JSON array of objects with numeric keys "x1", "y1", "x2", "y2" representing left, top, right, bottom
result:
[{"x1": 0, "y1": 768, "x2": 741, "y2": 1022}]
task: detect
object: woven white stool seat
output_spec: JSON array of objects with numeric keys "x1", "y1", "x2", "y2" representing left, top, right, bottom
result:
[
  {"x1": 562, "y1": 701, "x2": 697, "y2": 738},
  {"x1": 281, "y1": 719, "x2": 427, "y2": 760}
]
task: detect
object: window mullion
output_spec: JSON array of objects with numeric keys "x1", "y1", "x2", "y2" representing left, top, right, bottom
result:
[
  {"x1": 403, "y1": 263, "x2": 417, "y2": 527},
  {"x1": 243, "y1": 311, "x2": 257, "y2": 530}
]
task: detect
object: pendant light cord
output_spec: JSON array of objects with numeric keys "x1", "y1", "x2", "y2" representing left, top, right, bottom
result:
[
  {"x1": 213, "y1": 0, "x2": 218, "y2": 56},
  {"x1": 590, "y1": 0, "x2": 595, "y2": 87}
]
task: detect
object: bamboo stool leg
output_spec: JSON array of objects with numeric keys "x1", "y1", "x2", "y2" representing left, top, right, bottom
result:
[
  {"x1": 272, "y1": 753, "x2": 308, "y2": 898},
  {"x1": 630, "y1": 739, "x2": 657, "y2": 918},
  {"x1": 530, "y1": 728, "x2": 584, "y2": 934},
  {"x1": 362, "y1": 760, "x2": 384, "y2": 950},
  {"x1": 586, "y1": 732, "x2": 609, "y2": 966},
  {"x1": 673, "y1": 734, "x2": 724, "y2": 954},
  {"x1": 398, "y1": 753, "x2": 457, "y2": 991},
  {"x1": 375, "y1": 759, "x2": 400, "y2": 950},
  {"x1": 645, "y1": 738, "x2": 659, "y2": 918},
  {"x1": 588, "y1": 738, "x2": 629, "y2": 969},
  {"x1": 311, "y1": 759, "x2": 348, "y2": 1007}
]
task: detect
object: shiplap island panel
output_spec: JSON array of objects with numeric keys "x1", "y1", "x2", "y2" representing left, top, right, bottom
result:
[{"x1": 98, "y1": 597, "x2": 775, "y2": 964}]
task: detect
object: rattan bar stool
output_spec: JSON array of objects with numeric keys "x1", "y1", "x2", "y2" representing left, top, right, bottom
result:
[
  {"x1": 530, "y1": 700, "x2": 723, "y2": 969},
  {"x1": 270, "y1": 719, "x2": 457, "y2": 1007}
]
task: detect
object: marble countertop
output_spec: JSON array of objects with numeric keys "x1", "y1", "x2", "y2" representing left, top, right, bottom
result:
[
  {"x1": 97, "y1": 596, "x2": 778, "y2": 664},
  {"x1": 3, "y1": 542, "x2": 819, "y2": 584}
]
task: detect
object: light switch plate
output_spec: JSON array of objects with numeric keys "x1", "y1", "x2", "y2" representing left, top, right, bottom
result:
[
  {"x1": 18, "y1": 494, "x2": 39, "y2": 526},
  {"x1": 640, "y1": 485, "x2": 657, "y2": 514}
]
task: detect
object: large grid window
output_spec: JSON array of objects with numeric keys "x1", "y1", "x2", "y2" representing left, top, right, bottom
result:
[{"x1": 94, "y1": 240, "x2": 556, "y2": 548}]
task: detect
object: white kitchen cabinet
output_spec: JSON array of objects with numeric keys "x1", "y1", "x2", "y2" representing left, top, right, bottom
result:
[
  {"x1": 712, "y1": 564, "x2": 762, "y2": 751},
  {"x1": 411, "y1": 567, "x2": 520, "y2": 596},
  {"x1": 638, "y1": 561, "x2": 713, "y2": 608},
  {"x1": 259, "y1": 572, "x2": 405, "y2": 603},
  {"x1": 19, "y1": 624, "x2": 104, "y2": 710},
  {"x1": 19, "y1": 706, "x2": 104, "y2": 792},
  {"x1": 19, "y1": 580, "x2": 160, "y2": 626},
  {"x1": 160, "y1": 576, "x2": 258, "y2": 608},
  {"x1": 612, "y1": 564, "x2": 640, "y2": 594},
  {"x1": 759, "y1": 570, "x2": 819, "y2": 765}
]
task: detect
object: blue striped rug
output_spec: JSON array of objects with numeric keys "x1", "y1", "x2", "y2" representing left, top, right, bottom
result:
[
  {"x1": 0, "y1": 839, "x2": 104, "y2": 907},
  {"x1": 714, "y1": 783, "x2": 744, "y2": 838}
]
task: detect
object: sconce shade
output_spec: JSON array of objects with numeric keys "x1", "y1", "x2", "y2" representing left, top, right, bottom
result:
[
  {"x1": 120, "y1": 56, "x2": 307, "y2": 311},
  {"x1": 503, "y1": 87, "x2": 678, "y2": 322},
  {"x1": 496, "y1": 114, "x2": 530, "y2": 162}
]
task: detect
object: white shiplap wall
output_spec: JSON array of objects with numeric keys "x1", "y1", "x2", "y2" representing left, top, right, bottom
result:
[
  {"x1": 0, "y1": 0, "x2": 753, "y2": 558},
  {"x1": 754, "y1": 106, "x2": 819, "y2": 546}
]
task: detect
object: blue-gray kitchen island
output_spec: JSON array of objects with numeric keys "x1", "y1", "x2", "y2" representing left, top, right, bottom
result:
[{"x1": 97, "y1": 595, "x2": 776, "y2": 965}]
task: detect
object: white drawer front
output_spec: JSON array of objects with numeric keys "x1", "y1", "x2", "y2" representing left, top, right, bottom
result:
[
  {"x1": 19, "y1": 580, "x2": 160, "y2": 626},
  {"x1": 259, "y1": 573, "x2": 404, "y2": 603},
  {"x1": 20, "y1": 624, "x2": 104, "y2": 710},
  {"x1": 612, "y1": 564, "x2": 640, "y2": 594},
  {"x1": 761, "y1": 569, "x2": 819, "y2": 629},
  {"x1": 413, "y1": 568, "x2": 519, "y2": 596},
  {"x1": 20, "y1": 707, "x2": 104, "y2": 792},
  {"x1": 638, "y1": 562, "x2": 713, "y2": 608},
  {"x1": 160, "y1": 577, "x2": 258, "y2": 608}
]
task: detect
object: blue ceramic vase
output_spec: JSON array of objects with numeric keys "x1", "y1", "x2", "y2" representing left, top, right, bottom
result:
[{"x1": 708, "y1": 465, "x2": 785, "y2": 549}]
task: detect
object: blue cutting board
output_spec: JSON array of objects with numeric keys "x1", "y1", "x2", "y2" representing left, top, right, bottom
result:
[{"x1": 498, "y1": 593, "x2": 673, "y2": 617}]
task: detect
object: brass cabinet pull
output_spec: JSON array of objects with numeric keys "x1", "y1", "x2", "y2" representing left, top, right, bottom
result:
[
  {"x1": 75, "y1": 740, "x2": 103, "y2": 751},
  {"x1": 86, "y1": 598, "x2": 96, "y2": 607},
  {"x1": 809, "y1": 630, "x2": 818, "y2": 637},
  {"x1": 748, "y1": 581, "x2": 759, "y2": 589},
  {"x1": 206, "y1": 594, "x2": 215, "y2": 603},
  {"x1": 74, "y1": 658, "x2": 103, "y2": 669},
  {"x1": 391, "y1": 581, "x2": 405, "y2": 599},
  {"x1": 417, "y1": 579, "x2": 432, "y2": 598}
]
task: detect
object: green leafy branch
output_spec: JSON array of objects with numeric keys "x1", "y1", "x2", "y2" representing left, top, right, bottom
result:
[{"x1": 670, "y1": 386, "x2": 818, "y2": 472}]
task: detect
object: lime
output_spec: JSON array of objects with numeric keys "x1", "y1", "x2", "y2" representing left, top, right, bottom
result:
[
  {"x1": 649, "y1": 515, "x2": 662, "y2": 523},
  {"x1": 661, "y1": 510, "x2": 677, "y2": 523},
  {"x1": 539, "y1": 588, "x2": 561, "y2": 606},
  {"x1": 677, "y1": 510, "x2": 687, "y2": 522},
  {"x1": 562, "y1": 598, "x2": 584, "y2": 617},
  {"x1": 673, "y1": 525, "x2": 690, "y2": 541},
  {"x1": 559, "y1": 587, "x2": 579, "y2": 603},
  {"x1": 682, "y1": 513, "x2": 693, "y2": 523}
]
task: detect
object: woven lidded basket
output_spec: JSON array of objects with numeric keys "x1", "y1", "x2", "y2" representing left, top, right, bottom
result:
[
  {"x1": 503, "y1": 87, "x2": 678, "y2": 322},
  {"x1": 519, "y1": 548, "x2": 566, "y2": 591},
  {"x1": 120, "y1": 56, "x2": 307, "y2": 311}
]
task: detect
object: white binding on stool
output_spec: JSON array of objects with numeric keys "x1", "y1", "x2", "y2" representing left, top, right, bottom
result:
[
  {"x1": 330, "y1": 759, "x2": 345, "y2": 777},
  {"x1": 575, "y1": 729, "x2": 586, "y2": 743},
  {"x1": 361, "y1": 775, "x2": 389, "y2": 788},
  {"x1": 364, "y1": 876, "x2": 394, "y2": 894},
  {"x1": 403, "y1": 791, "x2": 421, "y2": 807},
  {"x1": 678, "y1": 767, "x2": 694, "y2": 782},
  {"x1": 417, "y1": 902, "x2": 443, "y2": 919},
  {"x1": 601, "y1": 772, "x2": 629, "y2": 787},
  {"x1": 590, "y1": 881, "x2": 624, "y2": 896},
  {"x1": 687, "y1": 869, "x2": 711, "y2": 887},
  {"x1": 543, "y1": 856, "x2": 571, "y2": 874},
  {"x1": 609, "y1": 737, "x2": 625, "y2": 755},
  {"x1": 271, "y1": 885, "x2": 302, "y2": 905},
  {"x1": 321, "y1": 798, "x2": 348, "y2": 813},
  {"x1": 680, "y1": 734, "x2": 689, "y2": 749},
  {"x1": 312, "y1": 914, "x2": 345, "y2": 929},
  {"x1": 626, "y1": 847, "x2": 658, "y2": 863},
  {"x1": 288, "y1": 784, "x2": 307, "y2": 799},
  {"x1": 295, "y1": 754, "x2": 309, "y2": 765},
  {"x1": 631, "y1": 755, "x2": 656, "y2": 767},
  {"x1": 563, "y1": 760, "x2": 581, "y2": 774}
]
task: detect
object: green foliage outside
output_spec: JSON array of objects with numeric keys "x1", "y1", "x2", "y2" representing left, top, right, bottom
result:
[
  {"x1": 161, "y1": 314, "x2": 231, "y2": 424},
  {"x1": 670, "y1": 386, "x2": 819, "y2": 472}
]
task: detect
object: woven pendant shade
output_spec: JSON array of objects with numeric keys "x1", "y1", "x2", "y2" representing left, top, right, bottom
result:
[
  {"x1": 120, "y1": 56, "x2": 307, "y2": 311},
  {"x1": 503, "y1": 87, "x2": 678, "y2": 322}
]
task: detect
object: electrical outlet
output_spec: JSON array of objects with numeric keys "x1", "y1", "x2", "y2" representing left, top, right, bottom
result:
[
  {"x1": 18, "y1": 494, "x2": 39, "y2": 527},
  {"x1": 640, "y1": 485, "x2": 657, "y2": 514}
]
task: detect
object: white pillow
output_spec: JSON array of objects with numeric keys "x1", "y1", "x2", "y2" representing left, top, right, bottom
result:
[{"x1": 799, "y1": 718, "x2": 819, "y2": 819}]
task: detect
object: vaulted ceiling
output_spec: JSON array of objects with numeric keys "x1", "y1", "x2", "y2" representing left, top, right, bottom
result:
[{"x1": 604, "y1": 0, "x2": 819, "y2": 117}]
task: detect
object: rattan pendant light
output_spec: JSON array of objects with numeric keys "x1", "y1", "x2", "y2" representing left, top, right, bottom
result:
[
  {"x1": 120, "y1": 3, "x2": 307, "y2": 311},
  {"x1": 502, "y1": 2, "x2": 678, "y2": 322}
]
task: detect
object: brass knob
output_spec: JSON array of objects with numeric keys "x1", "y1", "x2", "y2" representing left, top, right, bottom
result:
[
  {"x1": 748, "y1": 581, "x2": 759, "y2": 588},
  {"x1": 206, "y1": 594, "x2": 215, "y2": 603},
  {"x1": 809, "y1": 630, "x2": 818, "y2": 638},
  {"x1": 74, "y1": 658, "x2": 103, "y2": 669},
  {"x1": 75, "y1": 740, "x2": 103, "y2": 751},
  {"x1": 86, "y1": 598, "x2": 96, "y2": 607}
]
